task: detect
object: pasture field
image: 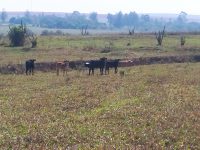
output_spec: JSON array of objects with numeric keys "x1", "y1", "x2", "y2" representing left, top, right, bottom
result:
[
  {"x1": 0, "y1": 34, "x2": 200, "y2": 149},
  {"x1": 0, "y1": 63, "x2": 200, "y2": 149}
]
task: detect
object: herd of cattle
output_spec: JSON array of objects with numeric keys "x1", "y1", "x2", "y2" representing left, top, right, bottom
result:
[
  {"x1": 10, "y1": 55, "x2": 200, "y2": 75},
  {"x1": 25, "y1": 58, "x2": 120, "y2": 76}
]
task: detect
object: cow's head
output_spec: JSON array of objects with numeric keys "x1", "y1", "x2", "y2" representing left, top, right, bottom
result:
[
  {"x1": 100, "y1": 57, "x2": 107, "y2": 61},
  {"x1": 85, "y1": 62, "x2": 90, "y2": 67},
  {"x1": 30, "y1": 59, "x2": 36, "y2": 62}
]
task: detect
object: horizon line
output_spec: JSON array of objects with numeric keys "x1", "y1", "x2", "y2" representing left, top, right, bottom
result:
[{"x1": 3, "y1": 10, "x2": 200, "y2": 16}]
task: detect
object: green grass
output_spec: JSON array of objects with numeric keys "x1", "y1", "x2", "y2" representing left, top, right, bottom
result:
[{"x1": 0, "y1": 63, "x2": 200, "y2": 149}]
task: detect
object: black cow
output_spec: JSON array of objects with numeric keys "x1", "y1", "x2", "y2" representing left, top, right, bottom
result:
[
  {"x1": 25, "y1": 59, "x2": 36, "y2": 75},
  {"x1": 85, "y1": 57, "x2": 107, "y2": 75},
  {"x1": 105, "y1": 59, "x2": 120, "y2": 74}
]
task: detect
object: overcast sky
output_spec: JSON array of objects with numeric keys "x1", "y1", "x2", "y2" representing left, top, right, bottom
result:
[{"x1": 1, "y1": 0, "x2": 200, "y2": 15}]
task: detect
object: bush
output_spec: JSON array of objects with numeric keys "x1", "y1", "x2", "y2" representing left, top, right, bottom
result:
[
  {"x1": 28, "y1": 35, "x2": 37, "y2": 48},
  {"x1": 55, "y1": 30, "x2": 64, "y2": 35},
  {"x1": 180, "y1": 35, "x2": 186, "y2": 46},
  {"x1": 8, "y1": 23, "x2": 26, "y2": 46}
]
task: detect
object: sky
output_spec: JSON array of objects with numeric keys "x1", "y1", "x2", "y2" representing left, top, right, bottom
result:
[{"x1": 1, "y1": 0, "x2": 200, "y2": 15}]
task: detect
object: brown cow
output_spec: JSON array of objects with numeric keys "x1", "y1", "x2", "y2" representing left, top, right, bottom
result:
[{"x1": 56, "y1": 60, "x2": 69, "y2": 76}]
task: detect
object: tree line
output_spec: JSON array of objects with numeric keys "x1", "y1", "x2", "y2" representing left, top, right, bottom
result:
[
  {"x1": 7, "y1": 11, "x2": 106, "y2": 29},
  {"x1": 107, "y1": 11, "x2": 200, "y2": 32},
  {"x1": 1, "y1": 10, "x2": 200, "y2": 32}
]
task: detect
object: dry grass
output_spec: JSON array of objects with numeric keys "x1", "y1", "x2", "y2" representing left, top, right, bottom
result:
[{"x1": 0, "y1": 63, "x2": 200, "y2": 149}]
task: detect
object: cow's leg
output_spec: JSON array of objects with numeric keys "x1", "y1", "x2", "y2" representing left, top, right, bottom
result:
[
  {"x1": 63, "y1": 68, "x2": 66, "y2": 76},
  {"x1": 100, "y1": 68, "x2": 102, "y2": 75},
  {"x1": 115, "y1": 67, "x2": 118, "y2": 74},
  {"x1": 57, "y1": 68, "x2": 59, "y2": 76},
  {"x1": 62, "y1": 66, "x2": 65, "y2": 76},
  {"x1": 65, "y1": 66, "x2": 68, "y2": 76},
  {"x1": 105, "y1": 67, "x2": 109, "y2": 74},
  {"x1": 57, "y1": 69, "x2": 59, "y2": 76},
  {"x1": 64, "y1": 67, "x2": 67, "y2": 76},
  {"x1": 92, "y1": 68, "x2": 94, "y2": 75},
  {"x1": 101, "y1": 67, "x2": 104, "y2": 75},
  {"x1": 56, "y1": 64, "x2": 59, "y2": 76},
  {"x1": 32, "y1": 68, "x2": 34, "y2": 75},
  {"x1": 26, "y1": 68, "x2": 28, "y2": 75},
  {"x1": 89, "y1": 68, "x2": 91, "y2": 75}
]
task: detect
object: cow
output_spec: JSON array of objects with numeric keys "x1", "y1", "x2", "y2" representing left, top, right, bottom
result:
[
  {"x1": 56, "y1": 60, "x2": 70, "y2": 76},
  {"x1": 85, "y1": 57, "x2": 107, "y2": 75},
  {"x1": 25, "y1": 59, "x2": 36, "y2": 75},
  {"x1": 105, "y1": 59, "x2": 120, "y2": 74}
]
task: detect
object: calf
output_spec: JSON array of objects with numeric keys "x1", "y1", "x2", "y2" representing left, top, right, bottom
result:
[
  {"x1": 25, "y1": 59, "x2": 36, "y2": 75},
  {"x1": 85, "y1": 57, "x2": 107, "y2": 75},
  {"x1": 56, "y1": 60, "x2": 70, "y2": 76},
  {"x1": 105, "y1": 59, "x2": 120, "y2": 74}
]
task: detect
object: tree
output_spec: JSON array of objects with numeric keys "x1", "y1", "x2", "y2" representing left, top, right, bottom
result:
[
  {"x1": 107, "y1": 12, "x2": 123, "y2": 28},
  {"x1": 25, "y1": 10, "x2": 31, "y2": 18},
  {"x1": 1, "y1": 9, "x2": 7, "y2": 23},
  {"x1": 81, "y1": 25, "x2": 89, "y2": 35},
  {"x1": 177, "y1": 11, "x2": 187, "y2": 23},
  {"x1": 23, "y1": 10, "x2": 32, "y2": 24},
  {"x1": 114, "y1": 11, "x2": 123, "y2": 28},
  {"x1": 9, "y1": 17, "x2": 16, "y2": 24},
  {"x1": 89, "y1": 12, "x2": 98, "y2": 22},
  {"x1": 107, "y1": 13, "x2": 114, "y2": 27},
  {"x1": 128, "y1": 12, "x2": 139, "y2": 26},
  {"x1": 71, "y1": 11, "x2": 84, "y2": 20},
  {"x1": 141, "y1": 14, "x2": 150, "y2": 23}
]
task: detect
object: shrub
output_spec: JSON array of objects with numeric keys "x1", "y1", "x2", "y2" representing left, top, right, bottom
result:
[
  {"x1": 41, "y1": 30, "x2": 49, "y2": 36},
  {"x1": 55, "y1": 30, "x2": 64, "y2": 35},
  {"x1": 28, "y1": 35, "x2": 37, "y2": 48},
  {"x1": 41, "y1": 29, "x2": 64, "y2": 36},
  {"x1": 180, "y1": 35, "x2": 186, "y2": 46},
  {"x1": 8, "y1": 22, "x2": 27, "y2": 46}
]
